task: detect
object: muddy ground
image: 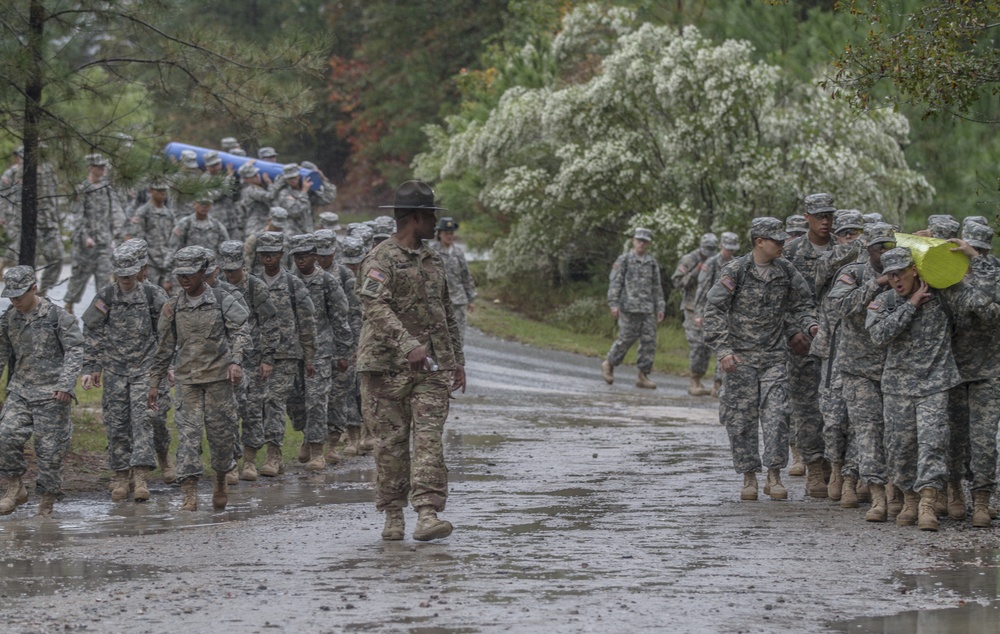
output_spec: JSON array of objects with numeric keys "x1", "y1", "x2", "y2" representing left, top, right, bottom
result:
[{"x1": 1, "y1": 325, "x2": 999, "y2": 633}]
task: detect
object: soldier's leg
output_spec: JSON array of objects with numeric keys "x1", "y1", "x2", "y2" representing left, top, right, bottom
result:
[
  {"x1": 151, "y1": 379, "x2": 171, "y2": 458},
  {"x1": 607, "y1": 312, "x2": 642, "y2": 367},
  {"x1": 287, "y1": 365, "x2": 307, "y2": 434},
  {"x1": 408, "y1": 372, "x2": 452, "y2": 511},
  {"x1": 914, "y1": 391, "x2": 949, "y2": 494},
  {"x1": 946, "y1": 383, "x2": 970, "y2": 484},
  {"x1": 883, "y1": 393, "x2": 917, "y2": 492},
  {"x1": 820, "y1": 382, "x2": 850, "y2": 471},
  {"x1": 64, "y1": 251, "x2": 97, "y2": 304},
  {"x1": 174, "y1": 383, "x2": 206, "y2": 481},
  {"x1": 968, "y1": 378, "x2": 1000, "y2": 494},
  {"x1": 635, "y1": 312, "x2": 657, "y2": 374},
  {"x1": 361, "y1": 372, "x2": 414, "y2": 511},
  {"x1": 242, "y1": 373, "x2": 267, "y2": 449},
  {"x1": 304, "y1": 361, "x2": 333, "y2": 445},
  {"x1": 31, "y1": 399, "x2": 73, "y2": 498},
  {"x1": 101, "y1": 370, "x2": 133, "y2": 472},
  {"x1": 758, "y1": 364, "x2": 790, "y2": 471},
  {"x1": 719, "y1": 362, "x2": 763, "y2": 474},
  {"x1": 0, "y1": 396, "x2": 34, "y2": 481},
  {"x1": 263, "y1": 359, "x2": 299, "y2": 446},
  {"x1": 129, "y1": 375, "x2": 157, "y2": 469},
  {"x1": 328, "y1": 367, "x2": 350, "y2": 438},
  {"x1": 684, "y1": 309, "x2": 709, "y2": 376},
  {"x1": 452, "y1": 304, "x2": 468, "y2": 349},
  {"x1": 203, "y1": 380, "x2": 238, "y2": 475},
  {"x1": 788, "y1": 352, "x2": 824, "y2": 463},
  {"x1": 37, "y1": 231, "x2": 64, "y2": 292}
]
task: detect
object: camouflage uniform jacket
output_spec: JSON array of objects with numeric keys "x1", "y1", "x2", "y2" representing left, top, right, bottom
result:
[
  {"x1": 782, "y1": 235, "x2": 860, "y2": 304},
  {"x1": 356, "y1": 239, "x2": 464, "y2": 373},
  {"x1": 149, "y1": 286, "x2": 250, "y2": 386},
  {"x1": 238, "y1": 183, "x2": 271, "y2": 234},
  {"x1": 271, "y1": 184, "x2": 313, "y2": 236},
  {"x1": 81, "y1": 281, "x2": 169, "y2": 378},
  {"x1": 694, "y1": 252, "x2": 734, "y2": 320},
  {"x1": 261, "y1": 269, "x2": 316, "y2": 364},
  {"x1": 428, "y1": 241, "x2": 477, "y2": 306},
  {"x1": 0, "y1": 298, "x2": 84, "y2": 402},
  {"x1": 608, "y1": 251, "x2": 666, "y2": 314},
  {"x1": 168, "y1": 214, "x2": 230, "y2": 264},
  {"x1": 672, "y1": 248, "x2": 709, "y2": 311},
  {"x1": 233, "y1": 273, "x2": 280, "y2": 367},
  {"x1": 131, "y1": 201, "x2": 177, "y2": 270},
  {"x1": 35, "y1": 162, "x2": 62, "y2": 233},
  {"x1": 0, "y1": 165, "x2": 22, "y2": 243},
  {"x1": 703, "y1": 254, "x2": 818, "y2": 367},
  {"x1": 294, "y1": 267, "x2": 353, "y2": 360},
  {"x1": 70, "y1": 178, "x2": 126, "y2": 247},
  {"x1": 948, "y1": 257, "x2": 1000, "y2": 381},
  {"x1": 827, "y1": 262, "x2": 888, "y2": 382}
]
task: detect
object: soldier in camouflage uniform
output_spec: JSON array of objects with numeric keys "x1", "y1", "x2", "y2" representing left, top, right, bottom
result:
[
  {"x1": 131, "y1": 180, "x2": 176, "y2": 290},
  {"x1": 672, "y1": 233, "x2": 718, "y2": 396},
  {"x1": 80, "y1": 243, "x2": 169, "y2": 503},
  {"x1": 602, "y1": 228, "x2": 666, "y2": 390},
  {"x1": 318, "y1": 212, "x2": 342, "y2": 234},
  {"x1": 358, "y1": 181, "x2": 465, "y2": 542},
  {"x1": 254, "y1": 231, "x2": 316, "y2": 477},
  {"x1": 428, "y1": 217, "x2": 477, "y2": 348},
  {"x1": 302, "y1": 161, "x2": 337, "y2": 221},
  {"x1": 0, "y1": 266, "x2": 84, "y2": 515},
  {"x1": 168, "y1": 194, "x2": 230, "y2": 268},
  {"x1": 244, "y1": 207, "x2": 288, "y2": 277},
  {"x1": 926, "y1": 214, "x2": 961, "y2": 240},
  {"x1": 785, "y1": 215, "x2": 808, "y2": 240},
  {"x1": 237, "y1": 161, "x2": 273, "y2": 237},
  {"x1": 703, "y1": 217, "x2": 818, "y2": 502},
  {"x1": 862, "y1": 213, "x2": 884, "y2": 225},
  {"x1": 148, "y1": 246, "x2": 250, "y2": 512},
  {"x1": 694, "y1": 231, "x2": 740, "y2": 397},
  {"x1": 203, "y1": 151, "x2": 243, "y2": 241},
  {"x1": 337, "y1": 236, "x2": 369, "y2": 457},
  {"x1": 65, "y1": 154, "x2": 127, "y2": 315},
  {"x1": 827, "y1": 222, "x2": 896, "y2": 521},
  {"x1": 865, "y1": 245, "x2": 1000, "y2": 531},
  {"x1": 0, "y1": 148, "x2": 24, "y2": 270},
  {"x1": 271, "y1": 164, "x2": 315, "y2": 237},
  {"x1": 287, "y1": 234, "x2": 352, "y2": 471}
]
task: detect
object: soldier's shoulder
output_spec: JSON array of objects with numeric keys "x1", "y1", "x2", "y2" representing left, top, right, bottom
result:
[{"x1": 143, "y1": 281, "x2": 170, "y2": 301}]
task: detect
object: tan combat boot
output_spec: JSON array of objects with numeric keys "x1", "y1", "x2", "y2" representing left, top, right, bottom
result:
[
  {"x1": 0, "y1": 476, "x2": 28, "y2": 515},
  {"x1": 212, "y1": 471, "x2": 228, "y2": 510},
  {"x1": 180, "y1": 477, "x2": 198, "y2": 512},
  {"x1": 887, "y1": 482, "x2": 903, "y2": 517},
  {"x1": 382, "y1": 508, "x2": 405, "y2": 541},
  {"x1": 788, "y1": 445, "x2": 805, "y2": 477},
  {"x1": 305, "y1": 443, "x2": 326, "y2": 472},
  {"x1": 687, "y1": 373, "x2": 710, "y2": 396},
  {"x1": 226, "y1": 467, "x2": 239, "y2": 486},
  {"x1": 918, "y1": 488, "x2": 939, "y2": 531},
  {"x1": 711, "y1": 379, "x2": 722, "y2": 398},
  {"x1": 856, "y1": 480, "x2": 871, "y2": 503},
  {"x1": 933, "y1": 489, "x2": 947, "y2": 517},
  {"x1": 359, "y1": 426, "x2": 376, "y2": 455},
  {"x1": 636, "y1": 370, "x2": 657, "y2": 389},
  {"x1": 827, "y1": 463, "x2": 844, "y2": 501},
  {"x1": 110, "y1": 470, "x2": 131, "y2": 502},
  {"x1": 342, "y1": 427, "x2": 361, "y2": 457},
  {"x1": 258, "y1": 443, "x2": 283, "y2": 477},
  {"x1": 741, "y1": 472, "x2": 758, "y2": 501},
  {"x1": 896, "y1": 490, "x2": 919, "y2": 526},
  {"x1": 840, "y1": 476, "x2": 859, "y2": 509},
  {"x1": 972, "y1": 490, "x2": 992, "y2": 528},
  {"x1": 805, "y1": 460, "x2": 828, "y2": 498},
  {"x1": 241, "y1": 446, "x2": 258, "y2": 481},
  {"x1": 132, "y1": 467, "x2": 151, "y2": 502},
  {"x1": 765, "y1": 468, "x2": 787, "y2": 500},
  {"x1": 865, "y1": 484, "x2": 887, "y2": 522},
  {"x1": 325, "y1": 433, "x2": 342, "y2": 465},
  {"x1": 947, "y1": 482, "x2": 967, "y2": 520},
  {"x1": 413, "y1": 506, "x2": 453, "y2": 541},
  {"x1": 64, "y1": 301, "x2": 74, "y2": 316},
  {"x1": 601, "y1": 360, "x2": 614, "y2": 385},
  {"x1": 297, "y1": 439, "x2": 311, "y2": 464},
  {"x1": 156, "y1": 449, "x2": 176, "y2": 484},
  {"x1": 37, "y1": 493, "x2": 57, "y2": 516}
]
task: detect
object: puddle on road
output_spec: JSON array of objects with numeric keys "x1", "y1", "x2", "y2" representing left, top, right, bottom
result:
[{"x1": 0, "y1": 558, "x2": 169, "y2": 598}]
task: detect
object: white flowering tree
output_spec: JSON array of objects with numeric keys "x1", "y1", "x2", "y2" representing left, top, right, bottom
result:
[{"x1": 415, "y1": 4, "x2": 933, "y2": 281}]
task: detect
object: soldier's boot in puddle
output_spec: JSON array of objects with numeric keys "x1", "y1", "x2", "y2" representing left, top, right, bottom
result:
[
  {"x1": 896, "y1": 490, "x2": 919, "y2": 526},
  {"x1": 805, "y1": 460, "x2": 828, "y2": 498},
  {"x1": 325, "y1": 434, "x2": 342, "y2": 465},
  {"x1": 840, "y1": 476, "x2": 859, "y2": 509},
  {"x1": 0, "y1": 476, "x2": 28, "y2": 515},
  {"x1": 180, "y1": 477, "x2": 198, "y2": 512},
  {"x1": 111, "y1": 469, "x2": 131, "y2": 502},
  {"x1": 132, "y1": 467, "x2": 151, "y2": 502},
  {"x1": 887, "y1": 482, "x2": 903, "y2": 518},
  {"x1": 241, "y1": 446, "x2": 259, "y2": 481},
  {"x1": 687, "y1": 373, "x2": 710, "y2": 396},
  {"x1": 259, "y1": 443, "x2": 283, "y2": 477},
  {"x1": 635, "y1": 370, "x2": 657, "y2": 389},
  {"x1": 413, "y1": 506, "x2": 453, "y2": 541},
  {"x1": 297, "y1": 439, "x2": 310, "y2": 464},
  {"x1": 382, "y1": 508, "x2": 405, "y2": 541},
  {"x1": 765, "y1": 468, "x2": 787, "y2": 500},
  {"x1": 918, "y1": 488, "x2": 939, "y2": 531},
  {"x1": 37, "y1": 493, "x2": 57, "y2": 516},
  {"x1": 305, "y1": 443, "x2": 326, "y2": 472},
  {"x1": 212, "y1": 471, "x2": 228, "y2": 510},
  {"x1": 827, "y1": 463, "x2": 844, "y2": 501},
  {"x1": 601, "y1": 360, "x2": 614, "y2": 385},
  {"x1": 865, "y1": 484, "x2": 887, "y2": 522},
  {"x1": 788, "y1": 445, "x2": 805, "y2": 476},
  {"x1": 156, "y1": 449, "x2": 177, "y2": 484},
  {"x1": 741, "y1": 471, "x2": 758, "y2": 501},
  {"x1": 972, "y1": 490, "x2": 992, "y2": 528},
  {"x1": 947, "y1": 482, "x2": 967, "y2": 520}
]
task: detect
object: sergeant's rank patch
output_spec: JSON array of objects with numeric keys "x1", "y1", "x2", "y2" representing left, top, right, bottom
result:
[
  {"x1": 867, "y1": 300, "x2": 881, "y2": 311},
  {"x1": 720, "y1": 275, "x2": 736, "y2": 293},
  {"x1": 838, "y1": 273, "x2": 855, "y2": 285},
  {"x1": 95, "y1": 299, "x2": 109, "y2": 315}
]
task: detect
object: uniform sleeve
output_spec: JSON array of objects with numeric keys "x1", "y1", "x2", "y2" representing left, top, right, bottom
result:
[
  {"x1": 110, "y1": 188, "x2": 128, "y2": 242},
  {"x1": 69, "y1": 185, "x2": 87, "y2": 243},
  {"x1": 341, "y1": 268, "x2": 363, "y2": 342},
  {"x1": 442, "y1": 267, "x2": 465, "y2": 366},
  {"x1": 326, "y1": 276, "x2": 354, "y2": 359},
  {"x1": 358, "y1": 259, "x2": 422, "y2": 359},
  {"x1": 221, "y1": 293, "x2": 251, "y2": 367},
  {"x1": 607, "y1": 256, "x2": 626, "y2": 309},
  {"x1": 459, "y1": 253, "x2": 477, "y2": 304},
  {"x1": 693, "y1": 260, "x2": 716, "y2": 318},
  {"x1": 785, "y1": 268, "x2": 819, "y2": 341},
  {"x1": 0, "y1": 316, "x2": 12, "y2": 381},
  {"x1": 940, "y1": 263, "x2": 1000, "y2": 324},
  {"x1": 865, "y1": 291, "x2": 915, "y2": 346},
  {"x1": 653, "y1": 261, "x2": 666, "y2": 314},
  {"x1": 149, "y1": 300, "x2": 177, "y2": 387},
  {"x1": 828, "y1": 266, "x2": 884, "y2": 318},
  {"x1": 671, "y1": 253, "x2": 700, "y2": 291},
  {"x1": 702, "y1": 262, "x2": 739, "y2": 360},
  {"x1": 292, "y1": 277, "x2": 316, "y2": 365},
  {"x1": 56, "y1": 311, "x2": 85, "y2": 395},
  {"x1": 254, "y1": 285, "x2": 280, "y2": 366},
  {"x1": 80, "y1": 295, "x2": 108, "y2": 376}
]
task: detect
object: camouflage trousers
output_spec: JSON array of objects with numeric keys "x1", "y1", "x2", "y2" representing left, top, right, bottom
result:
[
  {"x1": 841, "y1": 373, "x2": 887, "y2": 485},
  {"x1": 65, "y1": 244, "x2": 112, "y2": 304},
  {"x1": 719, "y1": 361, "x2": 789, "y2": 473},
  {"x1": 151, "y1": 380, "x2": 171, "y2": 457},
  {"x1": 174, "y1": 380, "x2": 238, "y2": 480},
  {"x1": 102, "y1": 370, "x2": 156, "y2": 471},
  {"x1": 360, "y1": 370, "x2": 451, "y2": 512},
  {"x1": 819, "y1": 362, "x2": 857, "y2": 477},
  {"x1": 36, "y1": 229, "x2": 64, "y2": 292},
  {"x1": 607, "y1": 311, "x2": 657, "y2": 374},
  {"x1": 288, "y1": 358, "x2": 333, "y2": 444},
  {"x1": 683, "y1": 308, "x2": 710, "y2": 376},
  {"x1": 883, "y1": 390, "x2": 948, "y2": 493},
  {"x1": 236, "y1": 365, "x2": 267, "y2": 450},
  {"x1": 263, "y1": 359, "x2": 300, "y2": 446},
  {"x1": 328, "y1": 364, "x2": 362, "y2": 435},
  {"x1": 948, "y1": 378, "x2": 1000, "y2": 493},
  {"x1": 453, "y1": 304, "x2": 468, "y2": 350},
  {"x1": 787, "y1": 352, "x2": 824, "y2": 464},
  {"x1": 0, "y1": 395, "x2": 72, "y2": 497}
]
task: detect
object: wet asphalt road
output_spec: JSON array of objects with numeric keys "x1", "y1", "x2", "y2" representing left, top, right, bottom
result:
[{"x1": 1, "y1": 322, "x2": 1000, "y2": 632}]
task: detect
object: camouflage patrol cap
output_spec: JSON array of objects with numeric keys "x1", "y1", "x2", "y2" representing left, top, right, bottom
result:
[
  {"x1": 258, "y1": 147, "x2": 277, "y2": 159},
  {"x1": 282, "y1": 163, "x2": 300, "y2": 179},
  {"x1": 963, "y1": 215, "x2": 989, "y2": 228},
  {"x1": 218, "y1": 240, "x2": 246, "y2": 270},
  {"x1": 148, "y1": 179, "x2": 169, "y2": 191},
  {"x1": 237, "y1": 162, "x2": 260, "y2": 179},
  {"x1": 373, "y1": 215, "x2": 396, "y2": 239},
  {"x1": 180, "y1": 150, "x2": 199, "y2": 170},
  {"x1": 201, "y1": 248, "x2": 219, "y2": 276},
  {"x1": 720, "y1": 231, "x2": 739, "y2": 251},
  {"x1": 313, "y1": 230, "x2": 338, "y2": 256},
  {"x1": 86, "y1": 153, "x2": 108, "y2": 167},
  {"x1": 113, "y1": 243, "x2": 143, "y2": 277},
  {"x1": 268, "y1": 206, "x2": 288, "y2": 228},
  {"x1": 172, "y1": 246, "x2": 208, "y2": 276},
  {"x1": 301, "y1": 160, "x2": 318, "y2": 171},
  {"x1": 319, "y1": 212, "x2": 341, "y2": 230},
  {"x1": 436, "y1": 217, "x2": 459, "y2": 232},
  {"x1": 633, "y1": 227, "x2": 653, "y2": 242},
  {"x1": 203, "y1": 151, "x2": 222, "y2": 167},
  {"x1": 124, "y1": 238, "x2": 149, "y2": 266},
  {"x1": 700, "y1": 233, "x2": 719, "y2": 250},
  {"x1": 863, "y1": 222, "x2": 896, "y2": 246},
  {"x1": 804, "y1": 193, "x2": 836, "y2": 215},
  {"x1": 340, "y1": 236, "x2": 366, "y2": 264},
  {"x1": 928, "y1": 214, "x2": 960, "y2": 239},
  {"x1": 879, "y1": 247, "x2": 914, "y2": 274},
  {"x1": 962, "y1": 221, "x2": 994, "y2": 251},
  {"x1": 256, "y1": 231, "x2": 285, "y2": 253},
  {"x1": 785, "y1": 215, "x2": 808, "y2": 235},
  {"x1": 750, "y1": 217, "x2": 790, "y2": 241},
  {"x1": 287, "y1": 234, "x2": 316, "y2": 255},
  {"x1": 862, "y1": 212, "x2": 884, "y2": 225},
  {"x1": 230, "y1": 148, "x2": 247, "y2": 157},
  {"x1": 1, "y1": 266, "x2": 36, "y2": 298},
  {"x1": 834, "y1": 209, "x2": 864, "y2": 233},
  {"x1": 220, "y1": 137, "x2": 240, "y2": 151},
  {"x1": 194, "y1": 191, "x2": 213, "y2": 205}
]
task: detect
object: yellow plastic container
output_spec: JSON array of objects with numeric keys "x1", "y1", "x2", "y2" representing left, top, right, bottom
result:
[{"x1": 894, "y1": 233, "x2": 969, "y2": 289}]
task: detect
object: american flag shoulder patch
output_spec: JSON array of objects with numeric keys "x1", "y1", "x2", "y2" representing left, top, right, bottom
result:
[
  {"x1": 367, "y1": 269, "x2": 387, "y2": 284},
  {"x1": 838, "y1": 273, "x2": 855, "y2": 285},
  {"x1": 720, "y1": 275, "x2": 736, "y2": 293},
  {"x1": 95, "y1": 299, "x2": 109, "y2": 315},
  {"x1": 867, "y1": 300, "x2": 881, "y2": 311}
]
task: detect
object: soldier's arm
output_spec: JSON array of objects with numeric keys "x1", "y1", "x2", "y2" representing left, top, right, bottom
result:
[
  {"x1": 326, "y1": 276, "x2": 353, "y2": 359},
  {"x1": 110, "y1": 188, "x2": 128, "y2": 241},
  {"x1": 864, "y1": 291, "x2": 914, "y2": 346},
  {"x1": 254, "y1": 286, "x2": 280, "y2": 366},
  {"x1": 292, "y1": 278, "x2": 316, "y2": 365},
  {"x1": 0, "y1": 319, "x2": 12, "y2": 380},
  {"x1": 672, "y1": 254, "x2": 700, "y2": 290},
  {"x1": 341, "y1": 268, "x2": 363, "y2": 339},
  {"x1": 702, "y1": 266, "x2": 738, "y2": 360},
  {"x1": 459, "y1": 252, "x2": 477, "y2": 303},
  {"x1": 69, "y1": 186, "x2": 88, "y2": 242},
  {"x1": 607, "y1": 256, "x2": 626, "y2": 308},
  {"x1": 149, "y1": 301, "x2": 177, "y2": 387},
  {"x1": 55, "y1": 311, "x2": 86, "y2": 394},
  {"x1": 829, "y1": 266, "x2": 883, "y2": 318},
  {"x1": 221, "y1": 293, "x2": 251, "y2": 367},
  {"x1": 442, "y1": 271, "x2": 465, "y2": 366},
  {"x1": 941, "y1": 262, "x2": 1000, "y2": 324},
  {"x1": 693, "y1": 261, "x2": 715, "y2": 317},
  {"x1": 815, "y1": 242, "x2": 861, "y2": 292},
  {"x1": 786, "y1": 268, "x2": 819, "y2": 340},
  {"x1": 80, "y1": 299, "x2": 108, "y2": 376}
]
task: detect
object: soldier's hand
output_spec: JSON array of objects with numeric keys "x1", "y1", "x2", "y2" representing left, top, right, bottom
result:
[
  {"x1": 876, "y1": 274, "x2": 890, "y2": 287},
  {"x1": 789, "y1": 332, "x2": 812, "y2": 356},
  {"x1": 305, "y1": 363, "x2": 316, "y2": 379},
  {"x1": 910, "y1": 279, "x2": 932, "y2": 307},
  {"x1": 167, "y1": 369, "x2": 175, "y2": 387},
  {"x1": 452, "y1": 365, "x2": 466, "y2": 394},
  {"x1": 610, "y1": 307, "x2": 620, "y2": 319},
  {"x1": 947, "y1": 238, "x2": 979, "y2": 259},
  {"x1": 467, "y1": 303, "x2": 475, "y2": 314},
  {"x1": 228, "y1": 363, "x2": 243, "y2": 385},
  {"x1": 913, "y1": 229, "x2": 933, "y2": 238},
  {"x1": 93, "y1": 371, "x2": 102, "y2": 388},
  {"x1": 302, "y1": 177, "x2": 314, "y2": 192},
  {"x1": 258, "y1": 362, "x2": 273, "y2": 381},
  {"x1": 85, "y1": 238, "x2": 95, "y2": 248},
  {"x1": 336, "y1": 359, "x2": 349, "y2": 372},
  {"x1": 53, "y1": 391, "x2": 72, "y2": 404},
  {"x1": 719, "y1": 355, "x2": 740, "y2": 373},
  {"x1": 164, "y1": 280, "x2": 174, "y2": 294},
  {"x1": 148, "y1": 387, "x2": 159, "y2": 411},
  {"x1": 81, "y1": 375, "x2": 93, "y2": 390},
  {"x1": 407, "y1": 346, "x2": 428, "y2": 372}
]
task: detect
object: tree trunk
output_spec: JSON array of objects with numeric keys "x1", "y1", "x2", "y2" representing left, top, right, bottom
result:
[{"x1": 19, "y1": 0, "x2": 45, "y2": 267}]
